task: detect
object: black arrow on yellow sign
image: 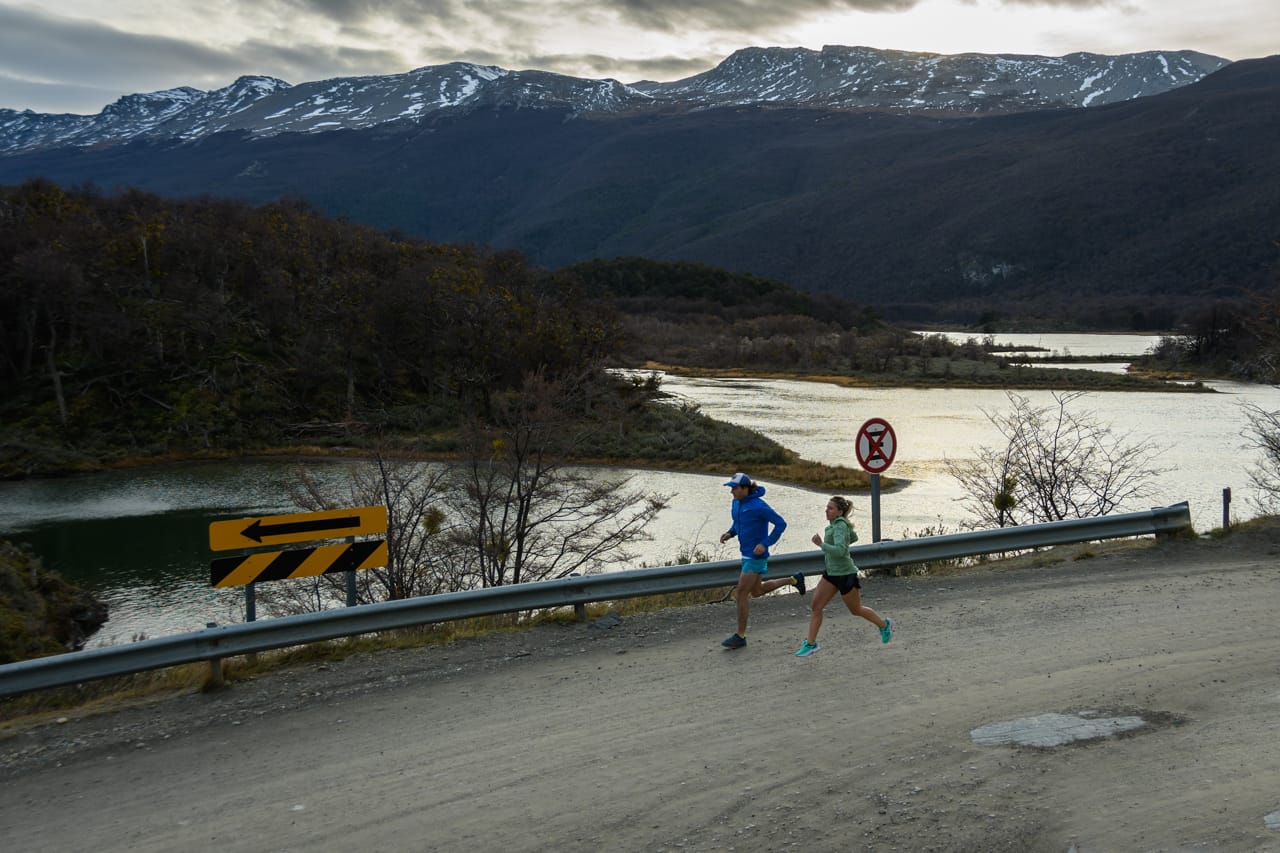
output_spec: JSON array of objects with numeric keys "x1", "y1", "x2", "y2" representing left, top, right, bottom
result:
[
  {"x1": 242, "y1": 515, "x2": 360, "y2": 543},
  {"x1": 209, "y1": 505, "x2": 387, "y2": 552}
]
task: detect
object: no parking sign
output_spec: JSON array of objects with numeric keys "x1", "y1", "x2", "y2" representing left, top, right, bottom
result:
[
  {"x1": 855, "y1": 418, "x2": 897, "y2": 474},
  {"x1": 855, "y1": 418, "x2": 895, "y2": 543}
]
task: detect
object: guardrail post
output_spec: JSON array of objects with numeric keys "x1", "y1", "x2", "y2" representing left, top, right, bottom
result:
[
  {"x1": 1223, "y1": 487, "x2": 1231, "y2": 531},
  {"x1": 1154, "y1": 502, "x2": 1187, "y2": 541},
  {"x1": 205, "y1": 622, "x2": 224, "y2": 688},
  {"x1": 570, "y1": 573, "x2": 586, "y2": 620}
]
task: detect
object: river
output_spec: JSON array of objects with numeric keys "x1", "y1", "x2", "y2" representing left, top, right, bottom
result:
[{"x1": 3, "y1": 332, "x2": 1278, "y2": 646}]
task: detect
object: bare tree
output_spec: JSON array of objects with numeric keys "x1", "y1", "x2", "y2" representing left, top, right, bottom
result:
[
  {"x1": 256, "y1": 371, "x2": 669, "y2": 615},
  {"x1": 1241, "y1": 400, "x2": 1280, "y2": 513},
  {"x1": 948, "y1": 437, "x2": 1020, "y2": 529},
  {"x1": 257, "y1": 452, "x2": 462, "y2": 615},
  {"x1": 947, "y1": 391, "x2": 1164, "y2": 528},
  {"x1": 447, "y1": 370, "x2": 669, "y2": 587}
]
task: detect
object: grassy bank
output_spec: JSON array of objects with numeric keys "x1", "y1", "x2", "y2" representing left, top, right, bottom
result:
[
  {"x1": 641, "y1": 360, "x2": 1213, "y2": 392},
  {"x1": 4, "y1": 381, "x2": 882, "y2": 492}
]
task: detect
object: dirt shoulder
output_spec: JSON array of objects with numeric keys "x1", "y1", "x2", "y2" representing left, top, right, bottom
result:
[{"x1": 2, "y1": 525, "x2": 1280, "y2": 851}]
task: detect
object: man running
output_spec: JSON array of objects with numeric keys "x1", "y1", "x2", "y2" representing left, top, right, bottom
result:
[{"x1": 718, "y1": 472, "x2": 802, "y2": 649}]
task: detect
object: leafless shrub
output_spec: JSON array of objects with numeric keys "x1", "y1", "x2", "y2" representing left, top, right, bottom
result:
[{"x1": 947, "y1": 391, "x2": 1164, "y2": 528}]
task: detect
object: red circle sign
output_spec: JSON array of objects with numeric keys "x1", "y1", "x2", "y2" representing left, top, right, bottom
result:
[{"x1": 855, "y1": 418, "x2": 897, "y2": 473}]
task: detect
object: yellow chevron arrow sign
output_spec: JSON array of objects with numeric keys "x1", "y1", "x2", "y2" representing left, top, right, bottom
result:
[{"x1": 211, "y1": 539, "x2": 389, "y2": 588}]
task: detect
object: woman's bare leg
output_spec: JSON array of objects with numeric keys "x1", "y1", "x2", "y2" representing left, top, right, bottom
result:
[
  {"x1": 842, "y1": 587, "x2": 886, "y2": 629},
  {"x1": 807, "y1": 578, "x2": 839, "y2": 644}
]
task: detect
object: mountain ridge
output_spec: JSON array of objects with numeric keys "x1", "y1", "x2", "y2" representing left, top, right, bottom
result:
[{"x1": 0, "y1": 45, "x2": 1229, "y2": 154}]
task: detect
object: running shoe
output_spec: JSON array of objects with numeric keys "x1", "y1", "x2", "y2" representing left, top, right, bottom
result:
[
  {"x1": 795, "y1": 640, "x2": 820, "y2": 657},
  {"x1": 722, "y1": 633, "x2": 747, "y2": 649},
  {"x1": 880, "y1": 617, "x2": 893, "y2": 644},
  {"x1": 792, "y1": 573, "x2": 807, "y2": 595}
]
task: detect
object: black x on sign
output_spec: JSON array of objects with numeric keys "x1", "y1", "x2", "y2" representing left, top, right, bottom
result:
[{"x1": 855, "y1": 417, "x2": 897, "y2": 474}]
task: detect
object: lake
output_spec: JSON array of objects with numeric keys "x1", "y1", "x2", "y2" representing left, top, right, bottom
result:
[
  {"x1": 3, "y1": 333, "x2": 1278, "y2": 645},
  {"x1": 914, "y1": 331, "x2": 1165, "y2": 359}
]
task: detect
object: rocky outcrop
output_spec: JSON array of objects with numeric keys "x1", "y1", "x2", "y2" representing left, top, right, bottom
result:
[{"x1": 0, "y1": 541, "x2": 108, "y2": 662}]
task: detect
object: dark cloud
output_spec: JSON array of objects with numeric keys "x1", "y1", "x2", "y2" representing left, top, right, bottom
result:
[
  {"x1": 441, "y1": 47, "x2": 519, "y2": 68},
  {"x1": 0, "y1": 4, "x2": 423, "y2": 113},
  {"x1": 272, "y1": 0, "x2": 469, "y2": 28},
  {"x1": 233, "y1": 38, "x2": 408, "y2": 82},
  {"x1": 0, "y1": 71, "x2": 119, "y2": 115},
  {"x1": 521, "y1": 51, "x2": 724, "y2": 82},
  {"x1": 255, "y1": 0, "x2": 1132, "y2": 35},
  {"x1": 604, "y1": 0, "x2": 919, "y2": 32},
  {"x1": 0, "y1": 7, "x2": 240, "y2": 82},
  {"x1": 0, "y1": 6, "x2": 248, "y2": 112},
  {"x1": 613, "y1": 53, "x2": 728, "y2": 82},
  {"x1": 2, "y1": 0, "x2": 1264, "y2": 114}
]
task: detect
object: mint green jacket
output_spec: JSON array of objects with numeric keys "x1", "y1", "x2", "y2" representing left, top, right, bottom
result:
[{"x1": 818, "y1": 516, "x2": 859, "y2": 575}]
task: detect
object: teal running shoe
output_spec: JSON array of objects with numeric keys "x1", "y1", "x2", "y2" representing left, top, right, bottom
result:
[
  {"x1": 880, "y1": 617, "x2": 893, "y2": 644},
  {"x1": 795, "y1": 640, "x2": 820, "y2": 657}
]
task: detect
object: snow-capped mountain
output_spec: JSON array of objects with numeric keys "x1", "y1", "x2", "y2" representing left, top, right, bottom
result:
[
  {"x1": 634, "y1": 45, "x2": 1228, "y2": 112},
  {"x1": 0, "y1": 45, "x2": 1229, "y2": 155},
  {"x1": 0, "y1": 76, "x2": 292, "y2": 153}
]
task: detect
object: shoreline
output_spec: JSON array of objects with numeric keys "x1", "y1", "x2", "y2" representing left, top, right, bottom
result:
[
  {"x1": 638, "y1": 362, "x2": 1216, "y2": 392},
  {"x1": 6, "y1": 358, "x2": 1235, "y2": 487},
  {"x1": 2, "y1": 446, "x2": 894, "y2": 495}
]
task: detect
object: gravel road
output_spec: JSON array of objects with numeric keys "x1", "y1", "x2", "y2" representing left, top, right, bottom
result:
[{"x1": 3, "y1": 523, "x2": 1280, "y2": 852}]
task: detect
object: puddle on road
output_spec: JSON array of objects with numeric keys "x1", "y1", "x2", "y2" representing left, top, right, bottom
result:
[
  {"x1": 972, "y1": 712, "x2": 1276, "y2": 834},
  {"x1": 970, "y1": 711, "x2": 1146, "y2": 747}
]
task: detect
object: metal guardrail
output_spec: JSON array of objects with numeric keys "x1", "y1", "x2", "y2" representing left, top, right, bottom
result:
[{"x1": 0, "y1": 502, "x2": 1190, "y2": 699}]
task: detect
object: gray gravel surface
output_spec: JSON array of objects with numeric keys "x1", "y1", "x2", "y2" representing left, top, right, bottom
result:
[{"x1": 3, "y1": 525, "x2": 1280, "y2": 852}]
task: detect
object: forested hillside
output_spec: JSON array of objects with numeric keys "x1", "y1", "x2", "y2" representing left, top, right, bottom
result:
[{"x1": 0, "y1": 181, "x2": 626, "y2": 476}]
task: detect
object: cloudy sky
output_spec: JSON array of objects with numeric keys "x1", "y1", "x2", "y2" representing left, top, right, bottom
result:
[{"x1": 1, "y1": 0, "x2": 1276, "y2": 114}]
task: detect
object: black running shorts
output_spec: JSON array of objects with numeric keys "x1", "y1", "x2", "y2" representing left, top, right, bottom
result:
[{"x1": 822, "y1": 570, "x2": 861, "y2": 594}]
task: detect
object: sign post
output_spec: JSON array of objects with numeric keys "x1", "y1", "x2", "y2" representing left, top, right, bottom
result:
[{"x1": 855, "y1": 418, "x2": 897, "y2": 542}]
